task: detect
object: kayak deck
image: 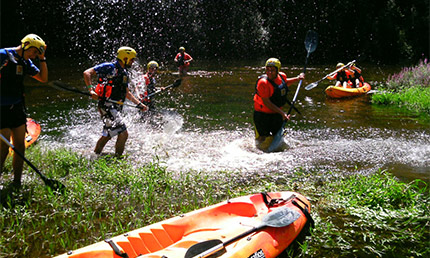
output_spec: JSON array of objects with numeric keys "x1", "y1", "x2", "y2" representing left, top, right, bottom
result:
[{"x1": 55, "y1": 192, "x2": 312, "y2": 258}]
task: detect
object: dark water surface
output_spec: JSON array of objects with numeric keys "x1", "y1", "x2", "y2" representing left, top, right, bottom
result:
[{"x1": 24, "y1": 59, "x2": 429, "y2": 183}]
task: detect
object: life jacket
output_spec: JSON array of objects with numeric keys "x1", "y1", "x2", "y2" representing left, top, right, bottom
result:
[
  {"x1": 140, "y1": 74, "x2": 156, "y2": 104},
  {"x1": 255, "y1": 74, "x2": 289, "y2": 108},
  {"x1": 176, "y1": 53, "x2": 185, "y2": 67},
  {"x1": 336, "y1": 70, "x2": 351, "y2": 83},
  {"x1": 94, "y1": 63, "x2": 128, "y2": 102}
]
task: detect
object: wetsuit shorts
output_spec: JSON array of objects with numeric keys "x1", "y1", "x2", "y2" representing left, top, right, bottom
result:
[
  {"x1": 99, "y1": 104, "x2": 127, "y2": 137},
  {"x1": 253, "y1": 111, "x2": 283, "y2": 137},
  {"x1": 0, "y1": 102, "x2": 27, "y2": 129}
]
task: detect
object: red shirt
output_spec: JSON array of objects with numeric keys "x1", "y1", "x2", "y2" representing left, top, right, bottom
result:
[
  {"x1": 175, "y1": 53, "x2": 192, "y2": 68},
  {"x1": 254, "y1": 72, "x2": 288, "y2": 113}
]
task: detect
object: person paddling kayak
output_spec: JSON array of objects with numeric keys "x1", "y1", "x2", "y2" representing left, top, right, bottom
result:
[{"x1": 253, "y1": 58, "x2": 304, "y2": 150}]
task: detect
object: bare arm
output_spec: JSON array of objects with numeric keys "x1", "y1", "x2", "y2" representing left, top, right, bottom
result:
[
  {"x1": 286, "y1": 73, "x2": 305, "y2": 86},
  {"x1": 32, "y1": 46, "x2": 48, "y2": 83},
  {"x1": 126, "y1": 88, "x2": 147, "y2": 111},
  {"x1": 83, "y1": 67, "x2": 99, "y2": 100}
]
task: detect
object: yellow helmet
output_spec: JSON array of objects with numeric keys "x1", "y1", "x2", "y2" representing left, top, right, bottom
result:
[
  {"x1": 21, "y1": 34, "x2": 46, "y2": 54},
  {"x1": 117, "y1": 47, "x2": 137, "y2": 66},
  {"x1": 179, "y1": 47, "x2": 185, "y2": 52},
  {"x1": 336, "y1": 62, "x2": 345, "y2": 68},
  {"x1": 147, "y1": 61, "x2": 159, "y2": 70},
  {"x1": 265, "y1": 58, "x2": 281, "y2": 72}
]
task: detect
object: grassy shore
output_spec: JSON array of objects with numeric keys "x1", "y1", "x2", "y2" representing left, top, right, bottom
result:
[
  {"x1": 372, "y1": 59, "x2": 430, "y2": 115},
  {"x1": 0, "y1": 147, "x2": 429, "y2": 257}
]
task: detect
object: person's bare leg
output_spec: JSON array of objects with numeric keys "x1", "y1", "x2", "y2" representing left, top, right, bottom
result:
[
  {"x1": 10, "y1": 125, "x2": 26, "y2": 186},
  {"x1": 115, "y1": 130, "x2": 128, "y2": 157},
  {"x1": 95, "y1": 136, "x2": 111, "y2": 154}
]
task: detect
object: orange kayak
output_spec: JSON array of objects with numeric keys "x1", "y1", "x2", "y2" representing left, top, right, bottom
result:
[
  {"x1": 54, "y1": 192, "x2": 312, "y2": 258},
  {"x1": 9, "y1": 118, "x2": 41, "y2": 154},
  {"x1": 325, "y1": 82, "x2": 371, "y2": 98}
]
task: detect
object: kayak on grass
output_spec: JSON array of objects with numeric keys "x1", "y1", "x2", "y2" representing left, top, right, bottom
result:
[
  {"x1": 9, "y1": 118, "x2": 41, "y2": 155},
  {"x1": 325, "y1": 82, "x2": 371, "y2": 98},
  {"x1": 54, "y1": 191, "x2": 313, "y2": 258}
]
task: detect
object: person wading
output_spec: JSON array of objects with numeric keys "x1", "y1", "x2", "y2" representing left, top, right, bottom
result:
[
  {"x1": 253, "y1": 58, "x2": 304, "y2": 150},
  {"x1": 83, "y1": 46, "x2": 147, "y2": 157}
]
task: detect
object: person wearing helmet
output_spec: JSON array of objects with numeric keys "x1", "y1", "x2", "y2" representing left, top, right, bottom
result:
[
  {"x1": 83, "y1": 46, "x2": 147, "y2": 157},
  {"x1": 327, "y1": 62, "x2": 353, "y2": 88},
  {"x1": 174, "y1": 47, "x2": 193, "y2": 76},
  {"x1": 253, "y1": 58, "x2": 304, "y2": 150},
  {"x1": 135, "y1": 61, "x2": 165, "y2": 112},
  {"x1": 0, "y1": 33, "x2": 48, "y2": 189}
]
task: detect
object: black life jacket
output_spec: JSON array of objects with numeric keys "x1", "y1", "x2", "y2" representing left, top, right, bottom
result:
[
  {"x1": 0, "y1": 49, "x2": 29, "y2": 102},
  {"x1": 95, "y1": 64, "x2": 128, "y2": 102},
  {"x1": 336, "y1": 70, "x2": 349, "y2": 83},
  {"x1": 177, "y1": 54, "x2": 185, "y2": 67},
  {"x1": 255, "y1": 74, "x2": 289, "y2": 107}
]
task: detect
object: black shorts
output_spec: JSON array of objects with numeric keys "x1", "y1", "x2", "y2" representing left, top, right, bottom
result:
[
  {"x1": 253, "y1": 111, "x2": 283, "y2": 137},
  {"x1": 0, "y1": 102, "x2": 27, "y2": 129}
]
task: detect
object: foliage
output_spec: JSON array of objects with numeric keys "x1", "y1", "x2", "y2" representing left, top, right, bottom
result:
[
  {"x1": 2, "y1": 0, "x2": 428, "y2": 64},
  {"x1": 372, "y1": 59, "x2": 430, "y2": 114}
]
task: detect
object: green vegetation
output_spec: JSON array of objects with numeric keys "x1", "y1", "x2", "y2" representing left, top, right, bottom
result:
[
  {"x1": 372, "y1": 59, "x2": 430, "y2": 114},
  {"x1": 1, "y1": 147, "x2": 429, "y2": 257}
]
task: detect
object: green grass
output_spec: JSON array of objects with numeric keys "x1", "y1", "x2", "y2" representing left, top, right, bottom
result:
[
  {"x1": 1, "y1": 147, "x2": 429, "y2": 257},
  {"x1": 372, "y1": 59, "x2": 430, "y2": 115}
]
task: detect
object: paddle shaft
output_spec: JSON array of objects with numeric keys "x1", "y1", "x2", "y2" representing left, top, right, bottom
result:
[
  {"x1": 305, "y1": 60, "x2": 355, "y2": 90},
  {"x1": 50, "y1": 81, "x2": 143, "y2": 109},
  {"x1": 286, "y1": 52, "x2": 310, "y2": 116},
  {"x1": 193, "y1": 224, "x2": 266, "y2": 258},
  {"x1": 1, "y1": 134, "x2": 48, "y2": 182},
  {"x1": 145, "y1": 81, "x2": 178, "y2": 98}
]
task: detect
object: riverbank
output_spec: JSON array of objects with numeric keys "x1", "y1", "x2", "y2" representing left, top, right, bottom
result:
[
  {"x1": 372, "y1": 59, "x2": 430, "y2": 115},
  {"x1": 1, "y1": 147, "x2": 428, "y2": 257}
]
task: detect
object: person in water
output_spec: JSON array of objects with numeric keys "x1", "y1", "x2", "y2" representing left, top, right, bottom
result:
[
  {"x1": 253, "y1": 58, "x2": 304, "y2": 150},
  {"x1": 84, "y1": 46, "x2": 147, "y2": 157},
  {"x1": 135, "y1": 60, "x2": 165, "y2": 111},
  {"x1": 0, "y1": 34, "x2": 48, "y2": 189},
  {"x1": 327, "y1": 62, "x2": 354, "y2": 88},
  {"x1": 174, "y1": 47, "x2": 193, "y2": 76}
]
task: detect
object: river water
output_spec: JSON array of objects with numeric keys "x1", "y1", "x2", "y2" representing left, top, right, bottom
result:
[{"x1": 24, "y1": 60, "x2": 429, "y2": 183}]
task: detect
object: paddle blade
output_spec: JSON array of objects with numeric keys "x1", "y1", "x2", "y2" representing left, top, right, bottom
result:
[
  {"x1": 262, "y1": 206, "x2": 301, "y2": 228},
  {"x1": 304, "y1": 30, "x2": 318, "y2": 54},
  {"x1": 305, "y1": 82, "x2": 318, "y2": 90},
  {"x1": 267, "y1": 122, "x2": 285, "y2": 152},
  {"x1": 184, "y1": 239, "x2": 225, "y2": 258}
]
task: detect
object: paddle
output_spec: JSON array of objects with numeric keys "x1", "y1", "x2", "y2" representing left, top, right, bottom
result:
[
  {"x1": 184, "y1": 206, "x2": 301, "y2": 258},
  {"x1": 50, "y1": 80, "x2": 181, "y2": 109},
  {"x1": 267, "y1": 30, "x2": 318, "y2": 152},
  {"x1": 145, "y1": 79, "x2": 181, "y2": 98},
  {"x1": 0, "y1": 134, "x2": 66, "y2": 193},
  {"x1": 304, "y1": 60, "x2": 355, "y2": 90}
]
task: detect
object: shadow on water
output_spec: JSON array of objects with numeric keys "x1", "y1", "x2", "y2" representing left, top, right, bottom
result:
[{"x1": 25, "y1": 59, "x2": 429, "y2": 184}]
